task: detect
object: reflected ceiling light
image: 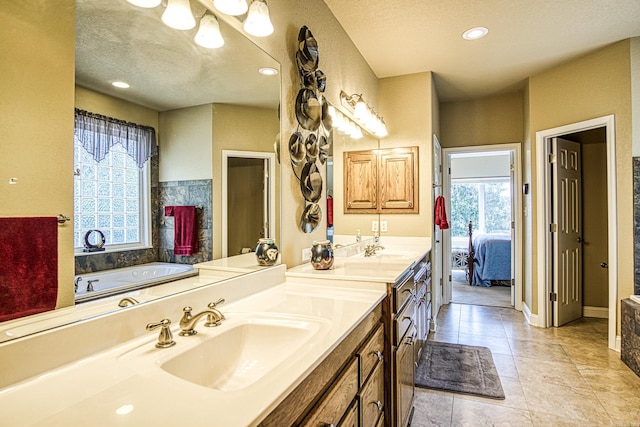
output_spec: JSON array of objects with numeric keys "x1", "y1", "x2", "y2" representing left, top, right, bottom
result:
[
  {"x1": 112, "y1": 81, "x2": 130, "y2": 88},
  {"x1": 162, "y1": 0, "x2": 196, "y2": 30},
  {"x1": 244, "y1": 0, "x2": 274, "y2": 37},
  {"x1": 462, "y1": 26, "x2": 489, "y2": 40},
  {"x1": 258, "y1": 67, "x2": 278, "y2": 76},
  {"x1": 194, "y1": 14, "x2": 225, "y2": 48},
  {"x1": 126, "y1": 0, "x2": 161, "y2": 7},
  {"x1": 213, "y1": 0, "x2": 248, "y2": 16}
]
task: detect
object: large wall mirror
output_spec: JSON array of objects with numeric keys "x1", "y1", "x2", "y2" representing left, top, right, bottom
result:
[{"x1": 0, "y1": 0, "x2": 280, "y2": 341}]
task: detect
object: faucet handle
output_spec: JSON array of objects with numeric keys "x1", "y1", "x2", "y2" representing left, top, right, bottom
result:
[
  {"x1": 146, "y1": 319, "x2": 176, "y2": 348},
  {"x1": 207, "y1": 298, "x2": 225, "y2": 309}
]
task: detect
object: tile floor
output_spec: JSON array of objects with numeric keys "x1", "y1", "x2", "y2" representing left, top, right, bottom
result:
[
  {"x1": 450, "y1": 270, "x2": 511, "y2": 308},
  {"x1": 411, "y1": 303, "x2": 640, "y2": 426}
]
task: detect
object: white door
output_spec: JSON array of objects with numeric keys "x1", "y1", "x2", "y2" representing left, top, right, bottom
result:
[
  {"x1": 432, "y1": 135, "x2": 443, "y2": 330},
  {"x1": 509, "y1": 151, "x2": 516, "y2": 306},
  {"x1": 552, "y1": 137, "x2": 583, "y2": 326}
]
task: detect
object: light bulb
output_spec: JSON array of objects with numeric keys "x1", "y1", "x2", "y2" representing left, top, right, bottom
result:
[
  {"x1": 213, "y1": 0, "x2": 248, "y2": 16},
  {"x1": 194, "y1": 15, "x2": 225, "y2": 49},
  {"x1": 375, "y1": 121, "x2": 388, "y2": 138},
  {"x1": 162, "y1": 0, "x2": 196, "y2": 30},
  {"x1": 354, "y1": 98, "x2": 367, "y2": 120},
  {"x1": 244, "y1": 0, "x2": 274, "y2": 37},
  {"x1": 351, "y1": 126, "x2": 363, "y2": 140},
  {"x1": 126, "y1": 0, "x2": 161, "y2": 8}
]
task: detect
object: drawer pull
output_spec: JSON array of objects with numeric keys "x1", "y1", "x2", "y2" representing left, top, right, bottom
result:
[
  {"x1": 370, "y1": 400, "x2": 383, "y2": 412},
  {"x1": 372, "y1": 350, "x2": 383, "y2": 361},
  {"x1": 321, "y1": 424, "x2": 335, "y2": 427},
  {"x1": 401, "y1": 288, "x2": 414, "y2": 297}
]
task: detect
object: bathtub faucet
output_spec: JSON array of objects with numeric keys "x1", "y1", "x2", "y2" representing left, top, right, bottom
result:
[
  {"x1": 118, "y1": 297, "x2": 139, "y2": 307},
  {"x1": 74, "y1": 276, "x2": 82, "y2": 293},
  {"x1": 86, "y1": 279, "x2": 99, "y2": 292}
]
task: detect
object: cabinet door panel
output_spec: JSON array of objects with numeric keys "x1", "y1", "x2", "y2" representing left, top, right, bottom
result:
[
  {"x1": 379, "y1": 147, "x2": 418, "y2": 213},
  {"x1": 360, "y1": 362, "x2": 384, "y2": 427},
  {"x1": 344, "y1": 151, "x2": 377, "y2": 213},
  {"x1": 395, "y1": 331, "x2": 415, "y2": 427}
]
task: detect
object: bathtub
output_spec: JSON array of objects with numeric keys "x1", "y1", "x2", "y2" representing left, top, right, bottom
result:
[
  {"x1": 74, "y1": 262, "x2": 198, "y2": 303},
  {"x1": 631, "y1": 295, "x2": 640, "y2": 304}
]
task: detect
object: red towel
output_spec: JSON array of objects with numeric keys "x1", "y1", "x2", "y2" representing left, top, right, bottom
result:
[
  {"x1": 434, "y1": 196, "x2": 450, "y2": 230},
  {"x1": 327, "y1": 196, "x2": 333, "y2": 227},
  {"x1": 165, "y1": 206, "x2": 198, "y2": 256},
  {"x1": 0, "y1": 217, "x2": 58, "y2": 322}
]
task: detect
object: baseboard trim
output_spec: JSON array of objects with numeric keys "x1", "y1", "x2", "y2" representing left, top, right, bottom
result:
[
  {"x1": 616, "y1": 335, "x2": 621, "y2": 352},
  {"x1": 523, "y1": 302, "x2": 541, "y2": 327},
  {"x1": 583, "y1": 306, "x2": 608, "y2": 318}
]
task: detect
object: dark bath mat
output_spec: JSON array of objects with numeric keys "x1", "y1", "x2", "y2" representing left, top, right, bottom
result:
[{"x1": 415, "y1": 341, "x2": 505, "y2": 399}]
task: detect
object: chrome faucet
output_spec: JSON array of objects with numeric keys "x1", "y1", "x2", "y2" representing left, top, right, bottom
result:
[
  {"x1": 74, "y1": 276, "x2": 82, "y2": 293},
  {"x1": 179, "y1": 305, "x2": 225, "y2": 336},
  {"x1": 364, "y1": 244, "x2": 385, "y2": 257},
  {"x1": 118, "y1": 297, "x2": 139, "y2": 307},
  {"x1": 86, "y1": 279, "x2": 99, "y2": 292}
]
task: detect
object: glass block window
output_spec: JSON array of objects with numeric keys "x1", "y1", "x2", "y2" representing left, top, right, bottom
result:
[{"x1": 74, "y1": 138, "x2": 150, "y2": 251}]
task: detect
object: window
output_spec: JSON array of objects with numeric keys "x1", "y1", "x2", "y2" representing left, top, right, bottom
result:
[
  {"x1": 73, "y1": 109, "x2": 156, "y2": 253},
  {"x1": 450, "y1": 178, "x2": 511, "y2": 239}
]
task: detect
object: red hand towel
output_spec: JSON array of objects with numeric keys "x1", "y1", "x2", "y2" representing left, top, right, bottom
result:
[
  {"x1": 0, "y1": 217, "x2": 58, "y2": 322},
  {"x1": 434, "y1": 196, "x2": 450, "y2": 230},
  {"x1": 327, "y1": 196, "x2": 333, "y2": 227},
  {"x1": 165, "y1": 206, "x2": 198, "y2": 256}
]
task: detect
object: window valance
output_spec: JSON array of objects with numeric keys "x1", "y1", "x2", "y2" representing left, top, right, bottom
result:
[{"x1": 74, "y1": 108, "x2": 158, "y2": 168}]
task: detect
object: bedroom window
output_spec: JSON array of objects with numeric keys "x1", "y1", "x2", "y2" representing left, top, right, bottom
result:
[{"x1": 450, "y1": 178, "x2": 511, "y2": 239}]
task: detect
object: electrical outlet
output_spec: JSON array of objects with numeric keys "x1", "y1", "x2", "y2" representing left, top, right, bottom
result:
[
  {"x1": 380, "y1": 221, "x2": 388, "y2": 232},
  {"x1": 301, "y1": 248, "x2": 311, "y2": 261},
  {"x1": 371, "y1": 221, "x2": 379, "y2": 232}
]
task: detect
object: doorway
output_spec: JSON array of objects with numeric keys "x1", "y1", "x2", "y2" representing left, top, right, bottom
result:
[
  {"x1": 442, "y1": 144, "x2": 523, "y2": 311},
  {"x1": 221, "y1": 150, "x2": 276, "y2": 257},
  {"x1": 535, "y1": 115, "x2": 617, "y2": 350}
]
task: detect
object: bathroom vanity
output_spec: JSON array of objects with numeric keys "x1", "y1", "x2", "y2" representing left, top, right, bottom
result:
[{"x1": 286, "y1": 237, "x2": 432, "y2": 427}]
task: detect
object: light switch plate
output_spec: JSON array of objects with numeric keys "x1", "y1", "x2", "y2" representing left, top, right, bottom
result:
[
  {"x1": 380, "y1": 221, "x2": 388, "y2": 232},
  {"x1": 371, "y1": 221, "x2": 379, "y2": 232},
  {"x1": 301, "y1": 248, "x2": 311, "y2": 261}
]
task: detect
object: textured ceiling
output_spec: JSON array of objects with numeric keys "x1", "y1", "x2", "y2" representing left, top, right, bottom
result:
[
  {"x1": 76, "y1": 0, "x2": 280, "y2": 111},
  {"x1": 322, "y1": 0, "x2": 640, "y2": 102}
]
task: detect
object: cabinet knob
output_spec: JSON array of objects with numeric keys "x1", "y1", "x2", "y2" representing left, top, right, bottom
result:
[
  {"x1": 321, "y1": 424, "x2": 335, "y2": 427},
  {"x1": 372, "y1": 350, "x2": 383, "y2": 362}
]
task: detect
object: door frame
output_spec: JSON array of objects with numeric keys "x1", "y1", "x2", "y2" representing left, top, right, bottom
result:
[
  {"x1": 442, "y1": 143, "x2": 523, "y2": 311},
  {"x1": 535, "y1": 114, "x2": 617, "y2": 350},
  {"x1": 221, "y1": 150, "x2": 276, "y2": 258}
]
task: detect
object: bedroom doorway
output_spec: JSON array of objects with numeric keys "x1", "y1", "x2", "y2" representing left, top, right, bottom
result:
[{"x1": 442, "y1": 144, "x2": 523, "y2": 310}]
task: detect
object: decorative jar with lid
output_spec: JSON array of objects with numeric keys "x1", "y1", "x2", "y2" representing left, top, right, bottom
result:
[
  {"x1": 255, "y1": 238, "x2": 279, "y2": 266},
  {"x1": 310, "y1": 240, "x2": 334, "y2": 270}
]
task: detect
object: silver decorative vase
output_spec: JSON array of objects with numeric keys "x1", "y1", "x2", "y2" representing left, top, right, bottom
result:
[
  {"x1": 255, "y1": 238, "x2": 279, "y2": 266},
  {"x1": 310, "y1": 240, "x2": 334, "y2": 270}
]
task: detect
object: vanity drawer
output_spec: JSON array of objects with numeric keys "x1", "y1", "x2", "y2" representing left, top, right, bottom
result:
[
  {"x1": 359, "y1": 361, "x2": 384, "y2": 427},
  {"x1": 338, "y1": 399, "x2": 358, "y2": 427},
  {"x1": 302, "y1": 358, "x2": 359, "y2": 427},
  {"x1": 394, "y1": 297, "x2": 415, "y2": 346},
  {"x1": 357, "y1": 324, "x2": 384, "y2": 387},
  {"x1": 393, "y1": 272, "x2": 415, "y2": 313}
]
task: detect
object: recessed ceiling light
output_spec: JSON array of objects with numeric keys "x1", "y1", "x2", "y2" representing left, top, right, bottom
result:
[
  {"x1": 112, "y1": 81, "x2": 130, "y2": 89},
  {"x1": 462, "y1": 26, "x2": 489, "y2": 40},
  {"x1": 259, "y1": 67, "x2": 278, "y2": 76}
]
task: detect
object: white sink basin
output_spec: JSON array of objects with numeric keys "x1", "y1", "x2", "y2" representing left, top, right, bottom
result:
[
  {"x1": 120, "y1": 313, "x2": 330, "y2": 392},
  {"x1": 343, "y1": 249, "x2": 419, "y2": 276}
]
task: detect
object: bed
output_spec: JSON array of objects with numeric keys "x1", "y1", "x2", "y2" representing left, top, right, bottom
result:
[{"x1": 467, "y1": 221, "x2": 511, "y2": 287}]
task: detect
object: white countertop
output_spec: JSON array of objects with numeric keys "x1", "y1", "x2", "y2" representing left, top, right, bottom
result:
[
  {"x1": 0, "y1": 268, "x2": 384, "y2": 427},
  {"x1": 194, "y1": 252, "x2": 279, "y2": 273}
]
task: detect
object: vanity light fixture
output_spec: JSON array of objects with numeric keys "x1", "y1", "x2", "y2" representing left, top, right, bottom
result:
[
  {"x1": 462, "y1": 26, "x2": 489, "y2": 40},
  {"x1": 339, "y1": 91, "x2": 388, "y2": 138},
  {"x1": 112, "y1": 81, "x2": 130, "y2": 88},
  {"x1": 213, "y1": 0, "x2": 248, "y2": 16},
  {"x1": 162, "y1": 0, "x2": 196, "y2": 30},
  {"x1": 258, "y1": 67, "x2": 278, "y2": 76},
  {"x1": 243, "y1": 0, "x2": 274, "y2": 37},
  {"x1": 126, "y1": 0, "x2": 161, "y2": 8},
  {"x1": 194, "y1": 14, "x2": 225, "y2": 48}
]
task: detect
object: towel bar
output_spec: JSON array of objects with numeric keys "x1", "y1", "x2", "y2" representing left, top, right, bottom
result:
[{"x1": 57, "y1": 214, "x2": 71, "y2": 225}]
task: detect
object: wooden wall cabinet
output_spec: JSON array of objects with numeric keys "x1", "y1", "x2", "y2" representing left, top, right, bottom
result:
[{"x1": 344, "y1": 147, "x2": 418, "y2": 214}]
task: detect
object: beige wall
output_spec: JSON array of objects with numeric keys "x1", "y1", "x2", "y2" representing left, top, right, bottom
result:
[
  {"x1": 631, "y1": 37, "x2": 640, "y2": 156},
  {"x1": 582, "y1": 142, "x2": 609, "y2": 308},
  {"x1": 205, "y1": 0, "x2": 380, "y2": 267},
  {"x1": 440, "y1": 92, "x2": 524, "y2": 148},
  {"x1": 377, "y1": 72, "x2": 438, "y2": 238},
  {"x1": 158, "y1": 104, "x2": 212, "y2": 182},
  {"x1": 211, "y1": 104, "x2": 280, "y2": 259},
  {"x1": 528, "y1": 40, "x2": 633, "y2": 330},
  {"x1": 0, "y1": 1, "x2": 75, "y2": 309},
  {"x1": 75, "y1": 86, "x2": 159, "y2": 130}
]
